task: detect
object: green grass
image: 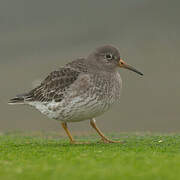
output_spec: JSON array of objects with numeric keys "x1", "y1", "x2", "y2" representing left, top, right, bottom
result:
[{"x1": 0, "y1": 132, "x2": 180, "y2": 180}]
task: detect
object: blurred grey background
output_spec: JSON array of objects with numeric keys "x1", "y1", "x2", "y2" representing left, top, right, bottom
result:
[{"x1": 0, "y1": 0, "x2": 180, "y2": 133}]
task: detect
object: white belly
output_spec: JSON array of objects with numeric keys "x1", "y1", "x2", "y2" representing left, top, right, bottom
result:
[{"x1": 28, "y1": 93, "x2": 112, "y2": 122}]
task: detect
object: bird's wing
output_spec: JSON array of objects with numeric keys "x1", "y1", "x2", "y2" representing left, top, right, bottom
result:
[{"x1": 26, "y1": 66, "x2": 82, "y2": 102}]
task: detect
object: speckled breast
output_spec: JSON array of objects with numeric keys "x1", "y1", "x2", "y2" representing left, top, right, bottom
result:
[{"x1": 54, "y1": 71, "x2": 122, "y2": 122}]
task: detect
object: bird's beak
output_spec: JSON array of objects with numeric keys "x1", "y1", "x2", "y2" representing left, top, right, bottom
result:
[{"x1": 118, "y1": 59, "x2": 143, "y2": 76}]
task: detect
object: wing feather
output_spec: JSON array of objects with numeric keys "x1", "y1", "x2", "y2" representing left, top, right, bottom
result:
[{"x1": 27, "y1": 67, "x2": 80, "y2": 102}]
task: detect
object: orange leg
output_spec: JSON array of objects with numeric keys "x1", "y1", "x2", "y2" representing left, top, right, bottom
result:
[
  {"x1": 61, "y1": 122, "x2": 75, "y2": 143},
  {"x1": 90, "y1": 118, "x2": 122, "y2": 143},
  {"x1": 61, "y1": 122, "x2": 89, "y2": 144}
]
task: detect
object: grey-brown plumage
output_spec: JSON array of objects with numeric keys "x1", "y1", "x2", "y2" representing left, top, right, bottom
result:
[
  {"x1": 9, "y1": 58, "x2": 87, "y2": 103},
  {"x1": 9, "y1": 45, "x2": 143, "y2": 143}
]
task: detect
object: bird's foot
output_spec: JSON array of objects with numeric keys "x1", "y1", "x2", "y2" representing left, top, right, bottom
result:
[{"x1": 99, "y1": 138, "x2": 123, "y2": 144}]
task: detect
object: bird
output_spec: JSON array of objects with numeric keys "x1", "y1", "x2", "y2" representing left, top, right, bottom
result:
[{"x1": 9, "y1": 45, "x2": 143, "y2": 144}]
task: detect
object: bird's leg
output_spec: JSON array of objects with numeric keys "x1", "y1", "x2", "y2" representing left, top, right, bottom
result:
[
  {"x1": 61, "y1": 122, "x2": 89, "y2": 144},
  {"x1": 90, "y1": 118, "x2": 122, "y2": 143},
  {"x1": 61, "y1": 122, "x2": 75, "y2": 144}
]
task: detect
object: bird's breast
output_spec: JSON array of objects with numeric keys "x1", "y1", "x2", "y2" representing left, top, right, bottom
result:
[{"x1": 91, "y1": 71, "x2": 122, "y2": 103}]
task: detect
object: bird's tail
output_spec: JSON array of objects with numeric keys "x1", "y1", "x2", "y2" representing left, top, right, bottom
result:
[{"x1": 8, "y1": 93, "x2": 29, "y2": 105}]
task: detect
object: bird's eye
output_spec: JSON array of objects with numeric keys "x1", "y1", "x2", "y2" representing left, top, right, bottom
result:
[{"x1": 105, "y1": 53, "x2": 113, "y2": 60}]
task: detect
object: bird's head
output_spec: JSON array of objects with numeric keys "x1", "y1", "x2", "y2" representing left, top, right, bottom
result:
[{"x1": 87, "y1": 45, "x2": 143, "y2": 76}]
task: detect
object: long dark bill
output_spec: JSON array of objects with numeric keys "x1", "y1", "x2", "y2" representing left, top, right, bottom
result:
[{"x1": 119, "y1": 59, "x2": 143, "y2": 76}]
